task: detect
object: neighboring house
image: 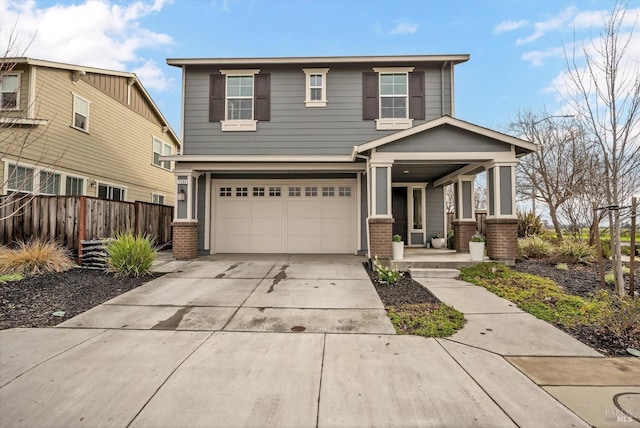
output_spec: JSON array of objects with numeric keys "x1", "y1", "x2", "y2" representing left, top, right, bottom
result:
[
  {"x1": 1, "y1": 58, "x2": 180, "y2": 205},
  {"x1": 165, "y1": 54, "x2": 536, "y2": 261}
]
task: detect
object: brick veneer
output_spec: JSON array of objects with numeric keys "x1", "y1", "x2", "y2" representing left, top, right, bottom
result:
[
  {"x1": 452, "y1": 220, "x2": 477, "y2": 252},
  {"x1": 172, "y1": 220, "x2": 199, "y2": 260},
  {"x1": 485, "y1": 217, "x2": 518, "y2": 264},
  {"x1": 368, "y1": 217, "x2": 394, "y2": 261}
]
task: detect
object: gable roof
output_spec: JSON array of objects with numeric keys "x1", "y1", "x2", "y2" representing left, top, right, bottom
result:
[
  {"x1": 355, "y1": 116, "x2": 536, "y2": 156},
  {"x1": 167, "y1": 54, "x2": 469, "y2": 68},
  {"x1": 6, "y1": 57, "x2": 180, "y2": 148}
]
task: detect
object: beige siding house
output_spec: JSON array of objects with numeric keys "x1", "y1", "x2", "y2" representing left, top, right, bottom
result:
[{"x1": 1, "y1": 58, "x2": 180, "y2": 205}]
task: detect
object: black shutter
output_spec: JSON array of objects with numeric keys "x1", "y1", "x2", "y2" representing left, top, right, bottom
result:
[
  {"x1": 362, "y1": 72, "x2": 379, "y2": 120},
  {"x1": 254, "y1": 73, "x2": 270, "y2": 121},
  {"x1": 409, "y1": 71, "x2": 425, "y2": 120},
  {"x1": 209, "y1": 74, "x2": 225, "y2": 122}
]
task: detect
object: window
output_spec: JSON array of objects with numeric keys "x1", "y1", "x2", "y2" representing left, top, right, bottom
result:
[
  {"x1": 253, "y1": 187, "x2": 265, "y2": 197},
  {"x1": 72, "y1": 94, "x2": 90, "y2": 131},
  {"x1": 1, "y1": 74, "x2": 19, "y2": 110},
  {"x1": 153, "y1": 138, "x2": 172, "y2": 170},
  {"x1": 412, "y1": 187, "x2": 423, "y2": 229},
  {"x1": 40, "y1": 171, "x2": 61, "y2": 195},
  {"x1": 226, "y1": 75, "x2": 253, "y2": 120},
  {"x1": 322, "y1": 186, "x2": 334, "y2": 197},
  {"x1": 303, "y1": 68, "x2": 329, "y2": 107},
  {"x1": 236, "y1": 187, "x2": 248, "y2": 197},
  {"x1": 220, "y1": 187, "x2": 232, "y2": 197},
  {"x1": 380, "y1": 73, "x2": 407, "y2": 119},
  {"x1": 269, "y1": 186, "x2": 281, "y2": 197},
  {"x1": 98, "y1": 183, "x2": 125, "y2": 201},
  {"x1": 66, "y1": 176, "x2": 84, "y2": 195},
  {"x1": 288, "y1": 186, "x2": 301, "y2": 197},
  {"x1": 339, "y1": 186, "x2": 352, "y2": 197},
  {"x1": 7, "y1": 164, "x2": 34, "y2": 192},
  {"x1": 152, "y1": 193, "x2": 165, "y2": 205},
  {"x1": 305, "y1": 186, "x2": 317, "y2": 197}
]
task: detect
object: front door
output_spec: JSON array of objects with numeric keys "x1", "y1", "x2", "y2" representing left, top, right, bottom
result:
[{"x1": 392, "y1": 187, "x2": 407, "y2": 243}]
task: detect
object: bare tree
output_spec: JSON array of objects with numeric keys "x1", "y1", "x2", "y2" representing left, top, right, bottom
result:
[
  {"x1": 510, "y1": 109, "x2": 596, "y2": 240},
  {"x1": 561, "y1": 1, "x2": 640, "y2": 295}
]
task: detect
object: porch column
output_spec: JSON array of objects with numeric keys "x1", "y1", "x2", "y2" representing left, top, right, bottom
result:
[
  {"x1": 452, "y1": 175, "x2": 476, "y2": 252},
  {"x1": 172, "y1": 171, "x2": 199, "y2": 260},
  {"x1": 367, "y1": 162, "x2": 394, "y2": 261},
  {"x1": 485, "y1": 162, "x2": 518, "y2": 264}
]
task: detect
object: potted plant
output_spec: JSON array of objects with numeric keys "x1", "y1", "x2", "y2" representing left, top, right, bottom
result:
[
  {"x1": 469, "y1": 231, "x2": 485, "y2": 261},
  {"x1": 392, "y1": 234, "x2": 404, "y2": 260},
  {"x1": 431, "y1": 232, "x2": 445, "y2": 249}
]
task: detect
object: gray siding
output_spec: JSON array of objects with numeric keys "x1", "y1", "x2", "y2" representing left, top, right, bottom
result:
[
  {"x1": 183, "y1": 65, "x2": 451, "y2": 156},
  {"x1": 462, "y1": 181, "x2": 472, "y2": 218},
  {"x1": 500, "y1": 166, "x2": 513, "y2": 215},
  {"x1": 376, "y1": 168, "x2": 387, "y2": 215},
  {"x1": 377, "y1": 125, "x2": 511, "y2": 153},
  {"x1": 426, "y1": 185, "x2": 444, "y2": 237}
]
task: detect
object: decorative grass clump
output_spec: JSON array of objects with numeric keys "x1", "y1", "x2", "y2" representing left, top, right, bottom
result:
[
  {"x1": 518, "y1": 236, "x2": 553, "y2": 259},
  {"x1": 0, "y1": 241, "x2": 75, "y2": 276},
  {"x1": 387, "y1": 303, "x2": 465, "y2": 337},
  {"x1": 459, "y1": 263, "x2": 600, "y2": 327},
  {"x1": 104, "y1": 232, "x2": 157, "y2": 277},
  {"x1": 553, "y1": 240, "x2": 596, "y2": 264}
]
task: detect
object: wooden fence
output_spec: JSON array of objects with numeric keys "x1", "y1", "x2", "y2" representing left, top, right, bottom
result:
[
  {"x1": 446, "y1": 210, "x2": 487, "y2": 235},
  {"x1": 0, "y1": 194, "x2": 173, "y2": 254}
]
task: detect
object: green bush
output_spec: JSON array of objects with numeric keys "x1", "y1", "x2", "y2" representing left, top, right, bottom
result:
[
  {"x1": 517, "y1": 210, "x2": 543, "y2": 238},
  {"x1": 554, "y1": 240, "x2": 596, "y2": 264},
  {"x1": 373, "y1": 256, "x2": 403, "y2": 284},
  {"x1": 595, "y1": 290, "x2": 640, "y2": 339},
  {"x1": 0, "y1": 241, "x2": 74, "y2": 276},
  {"x1": 604, "y1": 266, "x2": 631, "y2": 285},
  {"x1": 104, "y1": 232, "x2": 157, "y2": 277},
  {"x1": 518, "y1": 236, "x2": 553, "y2": 259},
  {"x1": 447, "y1": 230, "x2": 454, "y2": 249},
  {"x1": 555, "y1": 263, "x2": 568, "y2": 271}
]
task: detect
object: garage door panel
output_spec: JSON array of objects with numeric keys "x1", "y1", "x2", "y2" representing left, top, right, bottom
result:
[
  {"x1": 288, "y1": 218, "x2": 321, "y2": 235},
  {"x1": 322, "y1": 235, "x2": 354, "y2": 253},
  {"x1": 321, "y1": 218, "x2": 353, "y2": 236},
  {"x1": 287, "y1": 200, "x2": 321, "y2": 218},
  {"x1": 216, "y1": 218, "x2": 250, "y2": 235},
  {"x1": 217, "y1": 200, "x2": 251, "y2": 218},
  {"x1": 321, "y1": 199, "x2": 352, "y2": 218},
  {"x1": 288, "y1": 236, "x2": 321, "y2": 253},
  {"x1": 252, "y1": 236, "x2": 284, "y2": 253},
  {"x1": 252, "y1": 200, "x2": 284, "y2": 217},
  {"x1": 252, "y1": 218, "x2": 284, "y2": 235},
  {"x1": 217, "y1": 235, "x2": 250, "y2": 253}
]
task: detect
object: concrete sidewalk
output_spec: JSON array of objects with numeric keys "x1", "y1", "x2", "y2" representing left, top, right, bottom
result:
[{"x1": 0, "y1": 255, "x2": 637, "y2": 427}]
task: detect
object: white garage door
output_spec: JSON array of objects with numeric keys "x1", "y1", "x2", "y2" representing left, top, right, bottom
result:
[{"x1": 214, "y1": 181, "x2": 356, "y2": 253}]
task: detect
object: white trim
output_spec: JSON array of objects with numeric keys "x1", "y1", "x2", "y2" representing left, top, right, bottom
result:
[
  {"x1": 95, "y1": 181, "x2": 127, "y2": 201},
  {"x1": 375, "y1": 118, "x2": 413, "y2": 130},
  {"x1": 151, "y1": 192, "x2": 166, "y2": 205},
  {"x1": 2, "y1": 159, "x2": 88, "y2": 196},
  {"x1": 0, "y1": 70, "x2": 23, "y2": 111},
  {"x1": 433, "y1": 163, "x2": 484, "y2": 187},
  {"x1": 221, "y1": 120, "x2": 258, "y2": 132},
  {"x1": 370, "y1": 151, "x2": 517, "y2": 163},
  {"x1": 356, "y1": 115, "x2": 537, "y2": 154},
  {"x1": 372, "y1": 67, "x2": 415, "y2": 73},
  {"x1": 168, "y1": 55, "x2": 469, "y2": 67},
  {"x1": 220, "y1": 69, "x2": 260, "y2": 75},
  {"x1": 356, "y1": 172, "x2": 362, "y2": 253},
  {"x1": 204, "y1": 173, "x2": 211, "y2": 251},
  {"x1": 303, "y1": 68, "x2": 329, "y2": 108},
  {"x1": 152, "y1": 136, "x2": 173, "y2": 170},
  {"x1": 180, "y1": 65, "x2": 186, "y2": 152},
  {"x1": 163, "y1": 155, "x2": 358, "y2": 163},
  {"x1": 71, "y1": 92, "x2": 90, "y2": 132},
  {"x1": 0, "y1": 117, "x2": 47, "y2": 126},
  {"x1": 386, "y1": 166, "x2": 392, "y2": 217},
  {"x1": 450, "y1": 63, "x2": 455, "y2": 116}
]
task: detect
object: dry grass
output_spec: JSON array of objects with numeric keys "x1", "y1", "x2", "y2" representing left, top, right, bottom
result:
[{"x1": 0, "y1": 241, "x2": 75, "y2": 276}]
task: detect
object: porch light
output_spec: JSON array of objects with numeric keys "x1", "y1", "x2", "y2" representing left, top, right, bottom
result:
[{"x1": 177, "y1": 189, "x2": 186, "y2": 201}]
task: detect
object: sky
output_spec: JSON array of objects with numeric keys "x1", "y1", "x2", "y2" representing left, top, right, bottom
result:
[{"x1": 1, "y1": 0, "x2": 639, "y2": 138}]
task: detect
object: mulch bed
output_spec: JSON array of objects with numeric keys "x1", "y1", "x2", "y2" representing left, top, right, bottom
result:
[
  {"x1": 363, "y1": 262, "x2": 439, "y2": 306},
  {"x1": 0, "y1": 268, "x2": 162, "y2": 329}
]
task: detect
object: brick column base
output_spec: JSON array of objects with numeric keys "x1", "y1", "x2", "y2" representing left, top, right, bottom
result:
[
  {"x1": 485, "y1": 217, "x2": 518, "y2": 265},
  {"x1": 453, "y1": 220, "x2": 477, "y2": 252},
  {"x1": 368, "y1": 217, "x2": 394, "y2": 261},
  {"x1": 172, "y1": 220, "x2": 199, "y2": 260}
]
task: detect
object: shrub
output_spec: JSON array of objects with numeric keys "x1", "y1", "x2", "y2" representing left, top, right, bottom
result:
[
  {"x1": 392, "y1": 234, "x2": 402, "y2": 242},
  {"x1": 0, "y1": 241, "x2": 74, "y2": 276},
  {"x1": 470, "y1": 231, "x2": 485, "y2": 242},
  {"x1": 517, "y1": 210, "x2": 543, "y2": 238},
  {"x1": 555, "y1": 263, "x2": 568, "y2": 271},
  {"x1": 373, "y1": 255, "x2": 402, "y2": 284},
  {"x1": 595, "y1": 290, "x2": 640, "y2": 339},
  {"x1": 447, "y1": 230, "x2": 454, "y2": 249},
  {"x1": 554, "y1": 240, "x2": 596, "y2": 264},
  {"x1": 518, "y1": 236, "x2": 553, "y2": 259},
  {"x1": 604, "y1": 266, "x2": 631, "y2": 285},
  {"x1": 104, "y1": 232, "x2": 157, "y2": 277}
]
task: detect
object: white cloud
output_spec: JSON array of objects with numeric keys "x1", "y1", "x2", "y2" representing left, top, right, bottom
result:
[
  {"x1": 521, "y1": 46, "x2": 565, "y2": 66},
  {"x1": 0, "y1": 0, "x2": 175, "y2": 91},
  {"x1": 389, "y1": 21, "x2": 418, "y2": 35},
  {"x1": 516, "y1": 6, "x2": 577, "y2": 45},
  {"x1": 493, "y1": 19, "x2": 527, "y2": 34}
]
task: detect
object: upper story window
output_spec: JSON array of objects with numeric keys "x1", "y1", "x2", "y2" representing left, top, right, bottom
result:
[
  {"x1": 363, "y1": 67, "x2": 424, "y2": 130},
  {"x1": 72, "y1": 93, "x2": 90, "y2": 132},
  {"x1": 1, "y1": 73, "x2": 20, "y2": 110},
  {"x1": 303, "y1": 68, "x2": 329, "y2": 107},
  {"x1": 210, "y1": 69, "x2": 270, "y2": 132},
  {"x1": 153, "y1": 137, "x2": 172, "y2": 170}
]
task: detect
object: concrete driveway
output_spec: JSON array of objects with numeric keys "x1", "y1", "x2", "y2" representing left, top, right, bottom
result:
[{"x1": 0, "y1": 255, "x2": 594, "y2": 427}]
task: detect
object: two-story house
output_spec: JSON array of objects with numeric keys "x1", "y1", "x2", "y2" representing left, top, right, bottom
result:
[
  {"x1": 165, "y1": 55, "x2": 535, "y2": 262},
  {"x1": 1, "y1": 58, "x2": 180, "y2": 205}
]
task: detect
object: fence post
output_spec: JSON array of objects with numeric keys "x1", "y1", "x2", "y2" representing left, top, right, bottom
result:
[
  {"x1": 77, "y1": 196, "x2": 87, "y2": 265},
  {"x1": 134, "y1": 201, "x2": 141, "y2": 236}
]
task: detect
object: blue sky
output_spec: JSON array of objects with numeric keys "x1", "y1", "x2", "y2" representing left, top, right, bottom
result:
[{"x1": 2, "y1": 0, "x2": 639, "y2": 136}]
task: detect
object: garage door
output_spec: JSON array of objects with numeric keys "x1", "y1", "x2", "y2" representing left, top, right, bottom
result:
[{"x1": 214, "y1": 181, "x2": 356, "y2": 253}]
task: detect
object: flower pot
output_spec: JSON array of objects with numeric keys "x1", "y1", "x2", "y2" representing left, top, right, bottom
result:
[
  {"x1": 469, "y1": 241, "x2": 485, "y2": 261},
  {"x1": 392, "y1": 241, "x2": 404, "y2": 260},
  {"x1": 431, "y1": 238, "x2": 445, "y2": 249}
]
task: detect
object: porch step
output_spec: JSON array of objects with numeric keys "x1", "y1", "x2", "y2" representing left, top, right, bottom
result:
[{"x1": 409, "y1": 268, "x2": 460, "y2": 279}]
